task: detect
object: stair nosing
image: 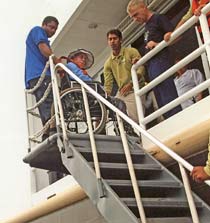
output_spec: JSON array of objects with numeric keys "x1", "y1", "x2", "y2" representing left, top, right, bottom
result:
[
  {"x1": 121, "y1": 197, "x2": 203, "y2": 208},
  {"x1": 90, "y1": 162, "x2": 162, "y2": 170},
  {"x1": 74, "y1": 146, "x2": 145, "y2": 155},
  {"x1": 106, "y1": 179, "x2": 182, "y2": 188}
]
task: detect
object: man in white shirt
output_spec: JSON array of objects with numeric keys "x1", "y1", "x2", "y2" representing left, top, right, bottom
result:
[{"x1": 174, "y1": 60, "x2": 204, "y2": 109}]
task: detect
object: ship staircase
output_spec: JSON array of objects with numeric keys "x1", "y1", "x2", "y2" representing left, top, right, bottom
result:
[{"x1": 23, "y1": 4, "x2": 210, "y2": 223}]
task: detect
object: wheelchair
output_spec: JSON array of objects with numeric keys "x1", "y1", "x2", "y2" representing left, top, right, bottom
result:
[
  {"x1": 60, "y1": 80, "x2": 108, "y2": 134},
  {"x1": 59, "y1": 80, "x2": 137, "y2": 136},
  {"x1": 57, "y1": 52, "x2": 135, "y2": 136}
]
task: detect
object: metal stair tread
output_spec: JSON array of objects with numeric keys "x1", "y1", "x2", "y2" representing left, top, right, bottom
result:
[
  {"x1": 90, "y1": 162, "x2": 162, "y2": 170},
  {"x1": 147, "y1": 217, "x2": 192, "y2": 223},
  {"x1": 74, "y1": 145, "x2": 145, "y2": 155},
  {"x1": 106, "y1": 179, "x2": 182, "y2": 188},
  {"x1": 68, "y1": 133, "x2": 140, "y2": 143},
  {"x1": 121, "y1": 197, "x2": 203, "y2": 208}
]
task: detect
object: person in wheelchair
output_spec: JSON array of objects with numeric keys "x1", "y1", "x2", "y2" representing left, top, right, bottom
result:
[
  {"x1": 59, "y1": 48, "x2": 94, "y2": 91},
  {"x1": 67, "y1": 48, "x2": 94, "y2": 81},
  {"x1": 56, "y1": 49, "x2": 110, "y2": 135}
]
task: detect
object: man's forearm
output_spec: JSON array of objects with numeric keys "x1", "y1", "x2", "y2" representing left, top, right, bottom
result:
[
  {"x1": 38, "y1": 43, "x2": 60, "y2": 64},
  {"x1": 38, "y1": 42, "x2": 53, "y2": 58}
]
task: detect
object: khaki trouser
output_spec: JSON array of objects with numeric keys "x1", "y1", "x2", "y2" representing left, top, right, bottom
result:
[{"x1": 116, "y1": 91, "x2": 144, "y2": 123}]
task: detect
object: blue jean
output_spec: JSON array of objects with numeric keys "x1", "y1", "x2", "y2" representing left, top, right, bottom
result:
[{"x1": 29, "y1": 76, "x2": 53, "y2": 125}]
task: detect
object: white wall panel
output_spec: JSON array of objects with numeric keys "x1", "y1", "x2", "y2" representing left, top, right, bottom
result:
[{"x1": 0, "y1": 0, "x2": 82, "y2": 220}]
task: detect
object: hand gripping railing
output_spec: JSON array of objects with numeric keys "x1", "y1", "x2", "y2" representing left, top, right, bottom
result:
[
  {"x1": 50, "y1": 59, "x2": 210, "y2": 223},
  {"x1": 130, "y1": 3, "x2": 210, "y2": 223},
  {"x1": 132, "y1": 3, "x2": 210, "y2": 128}
]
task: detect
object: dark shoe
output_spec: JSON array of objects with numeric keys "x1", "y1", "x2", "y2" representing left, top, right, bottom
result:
[
  {"x1": 124, "y1": 122, "x2": 139, "y2": 137},
  {"x1": 127, "y1": 129, "x2": 139, "y2": 137},
  {"x1": 49, "y1": 127, "x2": 57, "y2": 136},
  {"x1": 42, "y1": 133, "x2": 49, "y2": 142}
]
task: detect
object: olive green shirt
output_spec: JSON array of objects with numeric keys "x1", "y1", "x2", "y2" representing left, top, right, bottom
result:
[
  {"x1": 182, "y1": 7, "x2": 193, "y2": 22},
  {"x1": 204, "y1": 137, "x2": 210, "y2": 176},
  {"x1": 103, "y1": 47, "x2": 145, "y2": 94}
]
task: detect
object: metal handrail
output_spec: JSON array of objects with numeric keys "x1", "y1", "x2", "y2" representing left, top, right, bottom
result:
[
  {"x1": 24, "y1": 5, "x2": 210, "y2": 223},
  {"x1": 179, "y1": 163, "x2": 200, "y2": 223},
  {"x1": 142, "y1": 77, "x2": 210, "y2": 125},
  {"x1": 129, "y1": 2, "x2": 210, "y2": 185},
  {"x1": 52, "y1": 63, "x2": 149, "y2": 221},
  {"x1": 116, "y1": 114, "x2": 146, "y2": 223},
  {"x1": 132, "y1": 3, "x2": 210, "y2": 127},
  {"x1": 49, "y1": 57, "x2": 68, "y2": 148},
  {"x1": 23, "y1": 3, "x2": 210, "y2": 223},
  {"x1": 51, "y1": 62, "x2": 210, "y2": 182},
  {"x1": 51, "y1": 61, "x2": 209, "y2": 223},
  {"x1": 81, "y1": 86, "x2": 105, "y2": 198},
  {"x1": 129, "y1": 4, "x2": 210, "y2": 222}
]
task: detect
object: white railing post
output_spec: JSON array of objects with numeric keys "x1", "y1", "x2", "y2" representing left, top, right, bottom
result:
[
  {"x1": 49, "y1": 57, "x2": 68, "y2": 145},
  {"x1": 131, "y1": 67, "x2": 146, "y2": 130},
  {"x1": 199, "y1": 9, "x2": 210, "y2": 71},
  {"x1": 116, "y1": 114, "x2": 147, "y2": 223},
  {"x1": 81, "y1": 86, "x2": 105, "y2": 198},
  {"x1": 54, "y1": 63, "x2": 210, "y2": 187},
  {"x1": 179, "y1": 163, "x2": 200, "y2": 223},
  {"x1": 195, "y1": 26, "x2": 210, "y2": 82}
]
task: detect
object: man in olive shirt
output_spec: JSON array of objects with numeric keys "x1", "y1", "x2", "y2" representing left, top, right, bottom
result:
[{"x1": 104, "y1": 29, "x2": 145, "y2": 123}]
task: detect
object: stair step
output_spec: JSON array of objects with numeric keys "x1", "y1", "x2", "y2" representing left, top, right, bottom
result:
[
  {"x1": 74, "y1": 146, "x2": 144, "y2": 155},
  {"x1": 122, "y1": 197, "x2": 203, "y2": 218},
  {"x1": 147, "y1": 217, "x2": 192, "y2": 223},
  {"x1": 90, "y1": 162, "x2": 162, "y2": 180},
  {"x1": 107, "y1": 179, "x2": 182, "y2": 197},
  {"x1": 75, "y1": 146, "x2": 145, "y2": 163},
  {"x1": 123, "y1": 197, "x2": 203, "y2": 208}
]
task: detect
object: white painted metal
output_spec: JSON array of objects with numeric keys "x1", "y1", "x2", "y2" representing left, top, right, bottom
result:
[
  {"x1": 52, "y1": 60, "x2": 210, "y2": 185},
  {"x1": 50, "y1": 56, "x2": 68, "y2": 144},
  {"x1": 179, "y1": 163, "x2": 200, "y2": 223},
  {"x1": 195, "y1": 27, "x2": 210, "y2": 82},
  {"x1": 116, "y1": 114, "x2": 147, "y2": 223},
  {"x1": 135, "y1": 44, "x2": 206, "y2": 97},
  {"x1": 132, "y1": 66, "x2": 146, "y2": 129},
  {"x1": 81, "y1": 86, "x2": 102, "y2": 180},
  {"x1": 142, "y1": 77, "x2": 210, "y2": 125},
  {"x1": 132, "y1": 3, "x2": 210, "y2": 124},
  {"x1": 199, "y1": 11, "x2": 210, "y2": 69},
  {"x1": 25, "y1": 5, "x2": 210, "y2": 220},
  {"x1": 49, "y1": 63, "x2": 209, "y2": 223}
]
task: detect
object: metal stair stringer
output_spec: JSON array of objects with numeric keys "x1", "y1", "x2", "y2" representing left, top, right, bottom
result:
[
  {"x1": 61, "y1": 140, "x2": 140, "y2": 223},
  {"x1": 61, "y1": 134, "x2": 210, "y2": 223},
  {"x1": 23, "y1": 133, "x2": 210, "y2": 223}
]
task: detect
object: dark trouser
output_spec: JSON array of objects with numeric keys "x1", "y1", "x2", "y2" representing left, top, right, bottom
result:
[
  {"x1": 148, "y1": 55, "x2": 182, "y2": 119},
  {"x1": 29, "y1": 76, "x2": 53, "y2": 125}
]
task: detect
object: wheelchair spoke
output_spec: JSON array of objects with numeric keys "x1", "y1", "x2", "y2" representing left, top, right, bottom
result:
[{"x1": 60, "y1": 86, "x2": 107, "y2": 134}]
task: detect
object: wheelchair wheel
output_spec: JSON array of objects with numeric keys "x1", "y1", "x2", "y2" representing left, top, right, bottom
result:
[{"x1": 60, "y1": 87, "x2": 107, "y2": 134}]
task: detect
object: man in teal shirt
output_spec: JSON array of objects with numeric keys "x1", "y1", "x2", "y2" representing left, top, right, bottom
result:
[{"x1": 103, "y1": 29, "x2": 145, "y2": 123}]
